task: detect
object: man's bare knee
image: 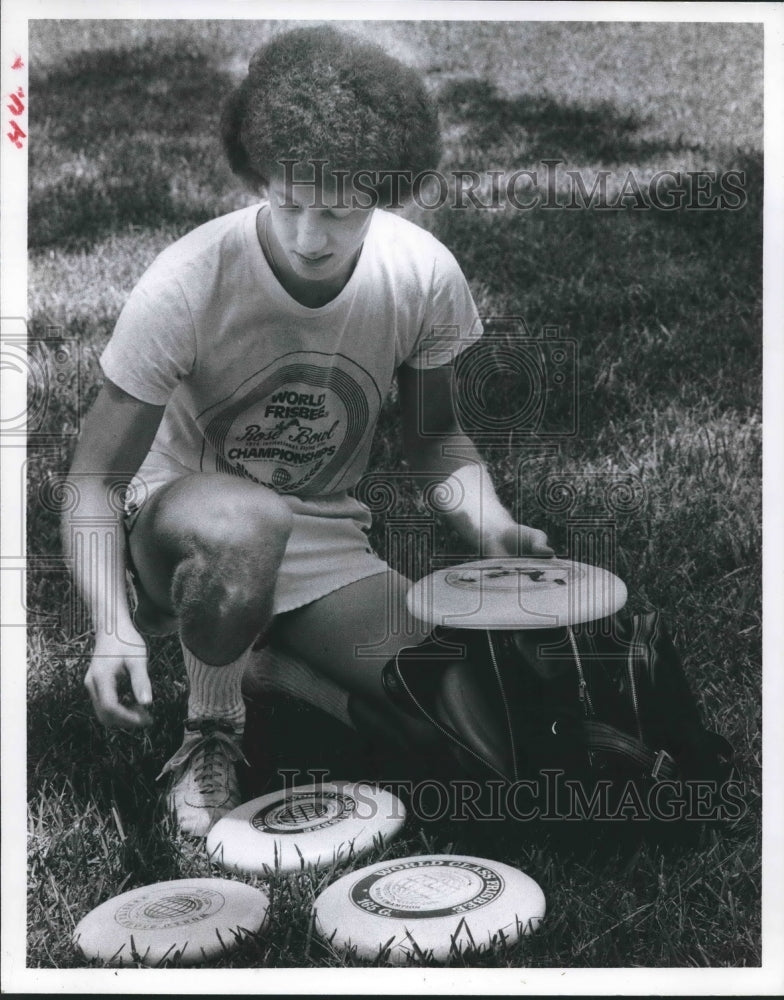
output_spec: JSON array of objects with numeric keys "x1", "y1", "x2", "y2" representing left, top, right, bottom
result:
[
  {"x1": 195, "y1": 486, "x2": 293, "y2": 553},
  {"x1": 170, "y1": 535, "x2": 278, "y2": 664}
]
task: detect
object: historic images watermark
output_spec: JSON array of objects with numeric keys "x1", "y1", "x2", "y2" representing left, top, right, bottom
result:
[
  {"x1": 277, "y1": 158, "x2": 749, "y2": 212},
  {"x1": 280, "y1": 768, "x2": 747, "y2": 824}
]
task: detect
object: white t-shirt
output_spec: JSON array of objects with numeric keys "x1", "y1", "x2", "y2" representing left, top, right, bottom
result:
[{"x1": 101, "y1": 204, "x2": 482, "y2": 500}]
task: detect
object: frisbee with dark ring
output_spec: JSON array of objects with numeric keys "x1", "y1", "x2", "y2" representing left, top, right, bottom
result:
[
  {"x1": 313, "y1": 854, "x2": 545, "y2": 963},
  {"x1": 73, "y1": 877, "x2": 269, "y2": 966},
  {"x1": 206, "y1": 781, "x2": 406, "y2": 875}
]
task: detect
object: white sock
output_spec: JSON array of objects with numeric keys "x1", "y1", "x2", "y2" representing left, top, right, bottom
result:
[
  {"x1": 241, "y1": 644, "x2": 353, "y2": 729},
  {"x1": 182, "y1": 640, "x2": 253, "y2": 730}
]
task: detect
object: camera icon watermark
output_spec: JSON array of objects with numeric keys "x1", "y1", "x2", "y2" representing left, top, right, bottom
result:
[
  {"x1": 531, "y1": 468, "x2": 648, "y2": 641},
  {"x1": 450, "y1": 317, "x2": 579, "y2": 442},
  {"x1": 1, "y1": 319, "x2": 81, "y2": 443}
]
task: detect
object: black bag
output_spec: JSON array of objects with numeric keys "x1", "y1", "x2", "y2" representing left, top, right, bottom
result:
[{"x1": 382, "y1": 611, "x2": 735, "y2": 826}]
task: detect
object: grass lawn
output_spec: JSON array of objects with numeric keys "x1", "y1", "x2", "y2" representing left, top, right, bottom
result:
[{"x1": 24, "y1": 19, "x2": 762, "y2": 972}]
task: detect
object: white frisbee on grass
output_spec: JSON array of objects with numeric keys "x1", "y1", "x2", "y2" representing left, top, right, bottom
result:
[
  {"x1": 407, "y1": 557, "x2": 627, "y2": 630},
  {"x1": 313, "y1": 854, "x2": 545, "y2": 964},
  {"x1": 72, "y1": 877, "x2": 269, "y2": 966},
  {"x1": 206, "y1": 781, "x2": 406, "y2": 875}
]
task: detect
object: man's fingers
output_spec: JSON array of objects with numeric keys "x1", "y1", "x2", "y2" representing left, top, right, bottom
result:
[
  {"x1": 528, "y1": 533, "x2": 554, "y2": 557},
  {"x1": 127, "y1": 659, "x2": 153, "y2": 707},
  {"x1": 98, "y1": 700, "x2": 150, "y2": 730},
  {"x1": 520, "y1": 527, "x2": 553, "y2": 556},
  {"x1": 88, "y1": 663, "x2": 151, "y2": 730},
  {"x1": 116, "y1": 704, "x2": 153, "y2": 729},
  {"x1": 503, "y1": 525, "x2": 554, "y2": 557}
]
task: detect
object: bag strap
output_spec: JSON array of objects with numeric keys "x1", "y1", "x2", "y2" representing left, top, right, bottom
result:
[
  {"x1": 583, "y1": 719, "x2": 680, "y2": 780},
  {"x1": 385, "y1": 622, "x2": 706, "y2": 785}
]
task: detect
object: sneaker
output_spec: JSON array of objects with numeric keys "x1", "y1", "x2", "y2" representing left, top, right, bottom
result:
[{"x1": 157, "y1": 719, "x2": 247, "y2": 837}]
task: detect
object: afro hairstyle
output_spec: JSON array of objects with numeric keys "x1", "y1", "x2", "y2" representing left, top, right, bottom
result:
[{"x1": 221, "y1": 25, "x2": 442, "y2": 199}]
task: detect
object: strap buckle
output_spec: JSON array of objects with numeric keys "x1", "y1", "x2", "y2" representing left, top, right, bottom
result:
[{"x1": 651, "y1": 748, "x2": 675, "y2": 780}]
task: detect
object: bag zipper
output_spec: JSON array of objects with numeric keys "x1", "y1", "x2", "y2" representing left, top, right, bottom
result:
[
  {"x1": 566, "y1": 626, "x2": 594, "y2": 768},
  {"x1": 486, "y1": 631, "x2": 519, "y2": 782},
  {"x1": 566, "y1": 627, "x2": 594, "y2": 716}
]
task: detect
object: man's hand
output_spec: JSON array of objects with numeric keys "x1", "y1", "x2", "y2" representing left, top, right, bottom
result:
[
  {"x1": 84, "y1": 630, "x2": 153, "y2": 730},
  {"x1": 481, "y1": 522, "x2": 554, "y2": 558},
  {"x1": 427, "y1": 461, "x2": 554, "y2": 559},
  {"x1": 398, "y1": 364, "x2": 555, "y2": 560}
]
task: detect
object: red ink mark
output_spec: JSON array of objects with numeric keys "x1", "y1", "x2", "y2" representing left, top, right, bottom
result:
[
  {"x1": 6, "y1": 119, "x2": 26, "y2": 148},
  {"x1": 7, "y1": 88, "x2": 25, "y2": 116},
  {"x1": 12, "y1": 56, "x2": 24, "y2": 70}
]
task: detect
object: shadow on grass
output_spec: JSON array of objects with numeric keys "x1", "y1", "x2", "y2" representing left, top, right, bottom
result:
[
  {"x1": 29, "y1": 153, "x2": 223, "y2": 251},
  {"x1": 438, "y1": 77, "x2": 703, "y2": 163},
  {"x1": 29, "y1": 38, "x2": 237, "y2": 250},
  {"x1": 430, "y1": 147, "x2": 762, "y2": 435},
  {"x1": 30, "y1": 39, "x2": 233, "y2": 146}
]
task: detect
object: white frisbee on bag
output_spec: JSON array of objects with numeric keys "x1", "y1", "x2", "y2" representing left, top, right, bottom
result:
[
  {"x1": 72, "y1": 877, "x2": 269, "y2": 966},
  {"x1": 313, "y1": 854, "x2": 545, "y2": 964},
  {"x1": 407, "y1": 557, "x2": 627, "y2": 629},
  {"x1": 206, "y1": 781, "x2": 406, "y2": 875}
]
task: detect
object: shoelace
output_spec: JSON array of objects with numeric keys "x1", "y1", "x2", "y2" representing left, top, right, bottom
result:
[
  {"x1": 190, "y1": 743, "x2": 232, "y2": 797},
  {"x1": 156, "y1": 719, "x2": 248, "y2": 784}
]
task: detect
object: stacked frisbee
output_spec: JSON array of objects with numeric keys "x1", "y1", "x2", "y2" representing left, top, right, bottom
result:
[
  {"x1": 206, "y1": 780, "x2": 406, "y2": 875},
  {"x1": 312, "y1": 854, "x2": 546, "y2": 964}
]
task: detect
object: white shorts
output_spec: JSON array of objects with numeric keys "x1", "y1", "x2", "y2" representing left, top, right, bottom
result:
[{"x1": 123, "y1": 463, "x2": 391, "y2": 633}]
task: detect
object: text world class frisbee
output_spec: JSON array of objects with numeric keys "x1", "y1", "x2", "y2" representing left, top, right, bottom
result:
[
  {"x1": 206, "y1": 781, "x2": 406, "y2": 875},
  {"x1": 407, "y1": 557, "x2": 627, "y2": 629},
  {"x1": 72, "y1": 878, "x2": 269, "y2": 966},
  {"x1": 313, "y1": 854, "x2": 545, "y2": 964}
]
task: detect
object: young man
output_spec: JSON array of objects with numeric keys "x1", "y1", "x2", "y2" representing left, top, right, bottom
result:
[{"x1": 63, "y1": 26, "x2": 552, "y2": 837}]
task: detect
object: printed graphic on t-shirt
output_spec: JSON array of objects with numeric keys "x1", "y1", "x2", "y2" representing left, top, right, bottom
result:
[{"x1": 198, "y1": 352, "x2": 382, "y2": 496}]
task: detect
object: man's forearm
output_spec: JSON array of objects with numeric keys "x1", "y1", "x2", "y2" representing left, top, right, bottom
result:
[
  {"x1": 405, "y1": 433, "x2": 552, "y2": 556},
  {"x1": 61, "y1": 478, "x2": 138, "y2": 642},
  {"x1": 430, "y1": 460, "x2": 518, "y2": 550},
  {"x1": 405, "y1": 434, "x2": 515, "y2": 546}
]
